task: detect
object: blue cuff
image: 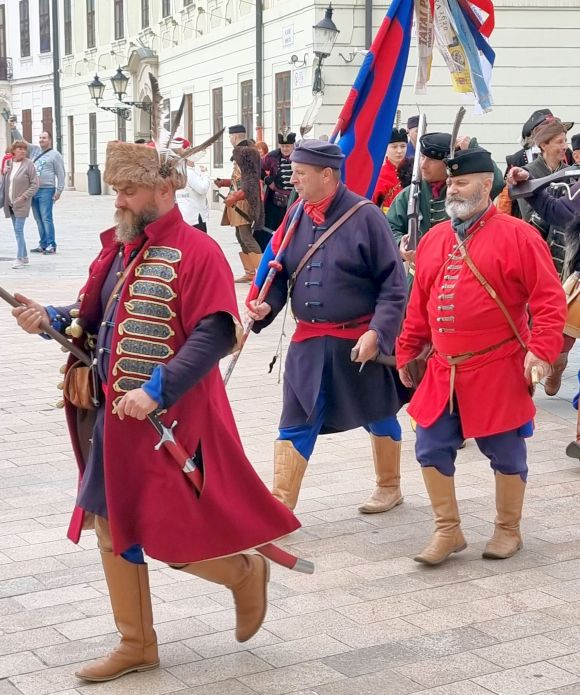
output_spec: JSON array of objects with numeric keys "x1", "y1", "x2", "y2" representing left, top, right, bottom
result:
[
  {"x1": 40, "y1": 305, "x2": 71, "y2": 340},
  {"x1": 142, "y1": 365, "x2": 165, "y2": 409}
]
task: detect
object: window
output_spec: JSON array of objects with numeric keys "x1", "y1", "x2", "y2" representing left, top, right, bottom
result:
[
  {"x1": 39, "y1": 0, "x2": 51, "y2": 53},
  {"x1": 162, "y1": 0, "x2": 171, "y2": 17},
  {"x1": 114, "y1": 0, "x2": 124, "y2": 40},
  {"x1": 141, "y1": 0, "x2": 149, "y2": 29},
  {"x1": 240, "y1": 80, "x2": 253, "y2": 140},
  {"x1": 184, "y1": 0, "x2": 193, "y2": 5},
  {"x1": 0, "y1": 6, "x2": 6, "y2": 59},
  {"x1": 89, "y1": 113, "x2": 97, "y2": 165},
  {"x1": 86, "y1": 0, "x2": 95, "y2": 49},
  {"x1": 19, "y1": 1, "x2": 30, "y2": 58},
  {"x1": 64, "y1": 0, "x2": 72, "y2": 55},
  {"x1": 212, "y1": 87, "x2": 223, "y2": 168},
  {"x1": 275, "y1": 71, "x2": 291, "y2": 135},
  {"x1": 42, "y1": 107, "x2": 53, "y2": 135},
  {"x1": 117, "y1": 113, "x2": 127, "y2": 142},
  {"x1": 22, "y1": 109, "x2": 32, "y2": 142}
]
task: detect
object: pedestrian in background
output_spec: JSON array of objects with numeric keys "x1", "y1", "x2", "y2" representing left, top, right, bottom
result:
[
  {"x1": 2, "y1": 140, "x2": 38, "y2": 269},
  {"x1": 174, "y1": 138, "x2": 210, "y2": 232},
  {"x1": 9, "y1": 122, "x2": 65, "y2": 254}
]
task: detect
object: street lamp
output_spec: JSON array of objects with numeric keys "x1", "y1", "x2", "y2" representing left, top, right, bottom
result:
[
  {"x1": 312, "y1": 3, "x2": 340, "y2": 94},
  {"x1": 110, "y1": 66, "x2": 130, "y2": 100},
  {"x1": 88, "y1": 73, "x2": 131, "y2": 120},
  {"x1": 87, "y1": 67, "x2": 152, "y2": 122}
]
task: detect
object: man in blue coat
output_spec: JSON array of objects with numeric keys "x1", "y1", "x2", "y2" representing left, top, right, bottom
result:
[{"x1": 247, "y1": 139, "x2": 409, "y2": 513}]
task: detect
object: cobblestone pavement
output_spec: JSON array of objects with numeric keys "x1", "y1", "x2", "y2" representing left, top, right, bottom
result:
[{"x1": 1, "y1": 192, "x2": 580, "y2": 695}]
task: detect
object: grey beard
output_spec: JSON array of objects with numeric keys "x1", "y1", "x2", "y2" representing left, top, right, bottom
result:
[
  {"x1": 445, "y1": 190, "x2": 484, "y2": 221},
  {"x1": 114, "y1": 209, "x2": 158, "y2": 244}
]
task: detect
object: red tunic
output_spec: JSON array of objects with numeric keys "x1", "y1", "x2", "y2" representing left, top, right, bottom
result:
[
  {"x1": 372, "y1": 160, "x2": 402, "y2": 209},
  {"x1": 396, "y1": 206, "x2": 566, "y2": 438},
  {"x1": 66, "y1": 206, "x2": 300, "y2": 563}
]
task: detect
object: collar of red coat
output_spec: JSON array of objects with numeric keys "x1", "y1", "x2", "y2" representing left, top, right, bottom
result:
[{"x1": 99, "y1": 204, "x2": 183, "y2": 250}]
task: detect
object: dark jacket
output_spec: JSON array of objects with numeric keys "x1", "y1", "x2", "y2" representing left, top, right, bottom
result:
[{"x1": 253, "y1": 183, "x2": 409, "y2": 431}]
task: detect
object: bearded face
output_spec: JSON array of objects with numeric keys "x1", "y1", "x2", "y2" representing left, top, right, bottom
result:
[
  {"x1": 445, "y1": 178, "x2": 489, "y2": 221},
  {"x1": 114, "y1": 206, "x2": 159, "y2": 244}
]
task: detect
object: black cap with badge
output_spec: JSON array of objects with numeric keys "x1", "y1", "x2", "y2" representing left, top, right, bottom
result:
[{"x1": 445, "y1": 147, "x2": 495, "y2": 177}]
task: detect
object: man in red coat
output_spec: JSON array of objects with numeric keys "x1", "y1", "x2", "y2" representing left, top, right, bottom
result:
[
  {"x1": 12, "y1": 138, "x2": 300, "y2": 682},
  {"x1": 396, "y1": 147, "x2": 566, "y2": 567}
]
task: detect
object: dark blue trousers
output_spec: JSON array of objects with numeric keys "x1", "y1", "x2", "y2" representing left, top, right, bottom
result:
[{"x1": 415, "y1": 405, "x2": 528, "y2": 482}]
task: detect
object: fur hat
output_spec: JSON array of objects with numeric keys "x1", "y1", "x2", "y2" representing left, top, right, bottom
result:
[
  {"x1": 390, "y1": 128, "x2": 408, "y2": 144},
  {"x1": 533, "y1": 118, "x2": 570, "y2": 147},
  {"x1": 103, "y1": 141, "x2": 187, "y2": 190}
]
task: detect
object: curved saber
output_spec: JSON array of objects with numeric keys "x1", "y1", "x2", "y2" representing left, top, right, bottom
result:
[
  {"x1": 148, "y1": 413, "x2": 314, "y2": 574},
  {"x1": 223, "y1": 201, "x2": 304, "y2": 385}
]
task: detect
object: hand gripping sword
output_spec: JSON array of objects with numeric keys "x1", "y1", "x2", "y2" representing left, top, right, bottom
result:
[
  {"x1": 147, "y1": 413, "x2": 314, "y2": 574},
  {"x1": 1, "y1": 286, "x2": 314, "y2": 574}
]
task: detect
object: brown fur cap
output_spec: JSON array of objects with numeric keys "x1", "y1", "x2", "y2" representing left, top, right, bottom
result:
[{"x1": 103, "y1": 141, "x2": 187, "y2": 190}]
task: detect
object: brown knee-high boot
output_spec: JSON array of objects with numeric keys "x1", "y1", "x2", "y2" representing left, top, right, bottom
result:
[
  {"x1": 76, "y1": 519, "x2": 159, "y2": 682},
  {"x1": 174, "y1": 555, "x2": 269, "y2": 642},
  {"x1": 482, "y1": 472, "x2": 525, "y2": 559},
  {"x1": 272, "y1": 440, "x2": 308, "y2": 510},
  {"x1": 414, "y1": 467, "x2": 467, "y2": 566},
  {"x1": 359, "y1": 435, "x2": 403, "y2": 513}
]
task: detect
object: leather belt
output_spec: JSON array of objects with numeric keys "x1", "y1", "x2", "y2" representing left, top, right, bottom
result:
[{"x1": 438, "y1": 336, "x2": 519, "y2": 413}]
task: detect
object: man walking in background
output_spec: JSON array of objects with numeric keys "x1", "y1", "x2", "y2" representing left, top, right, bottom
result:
[{"x1": 9, "y1": 121, "x2": 65, "y2": 255}]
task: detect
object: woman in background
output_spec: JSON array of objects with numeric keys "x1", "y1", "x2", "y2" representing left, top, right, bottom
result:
[{"x1": 3, "y1": 140, "x2": 38, "y2": 269}]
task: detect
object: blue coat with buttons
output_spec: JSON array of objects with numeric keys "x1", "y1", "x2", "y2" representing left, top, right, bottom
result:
[{"x1": 253, "y1": 183, "x2": 409, "y2": 432}]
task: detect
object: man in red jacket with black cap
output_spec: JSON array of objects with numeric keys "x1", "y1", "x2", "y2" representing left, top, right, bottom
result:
[{"x1": 397, "y1": 147, "x2": 567, "y2": 567}]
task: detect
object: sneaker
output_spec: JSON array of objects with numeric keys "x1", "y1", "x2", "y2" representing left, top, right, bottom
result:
[
  {"x1": 30, "y1": 246, "x2": 45, "y2": 253},
  {"x1": 43, "y1": 246, "x2": 56, "y2": 255},
  {"x1": 21, "y1": 257, "x2": 29, "y2": 265},
  {"x1": 12, "y1": 259, "x2": 25, "y2": 269}
]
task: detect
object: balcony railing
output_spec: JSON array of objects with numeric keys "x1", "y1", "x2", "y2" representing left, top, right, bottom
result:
[{"x1": 0, "y1": 58, "x2": 13, "y2": 82}]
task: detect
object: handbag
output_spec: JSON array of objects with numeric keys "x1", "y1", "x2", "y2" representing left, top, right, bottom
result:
[
  {"x1": 272, "y1": 190, "x2": 290, "y2": 208},
  {"x1": 63, "y1": 360, "x2": 97, "y2": 411}
]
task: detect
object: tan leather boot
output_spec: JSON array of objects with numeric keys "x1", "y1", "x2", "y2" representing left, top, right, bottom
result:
[
  {"x1": 272, "y1": 440, "x2": 308, "y2": 510},
  {"x1": 75, "y1": 553, "x2": 159, "y2": 682},
  {"x1": 482, "y1": 472, "x2": 525, "y2": 559},
  {"x1": 176, "y1": 555, "x2": 269, "y2": 642},
  {"x1": 248, "y1": 252, "x2": 263, "y2": 271},
  {"x1": 359, "y1": 436, "x2": 403, "y2": 513},
  {"x1": 544, "y1": 352, "x2": 569, "y2": 396},
  {"x1": 235, "y1": 252, "x2": 254, "y2": 283},
  {"x1": 414, "y1": 467, "x2": 467, "y2": 566}
]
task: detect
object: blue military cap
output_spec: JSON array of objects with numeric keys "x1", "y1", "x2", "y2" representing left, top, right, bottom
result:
[
  {"x1": 290, "y1": 139, "x2": 345, "y2": 169},
  {"x1": 445, "y1": 147, "x2": 495, "y2": 176},
  {"x1": 420, "y1": 132, "x2": 452, "y2": 160}
]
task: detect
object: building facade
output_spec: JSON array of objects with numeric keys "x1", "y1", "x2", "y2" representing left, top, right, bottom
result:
[
  {"x1": 0, "y1": 0, "x2": 55, "y2": 156},
  {"x1": 20, "y1": 0, "x2": 580, "y2": 194}
]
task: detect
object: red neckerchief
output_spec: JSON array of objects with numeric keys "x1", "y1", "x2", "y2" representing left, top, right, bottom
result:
[
  {"x1": 123, "y1": 240, "x2": 141, "y2": 267},
  {"x1": 303, "y1": 189, "x2": 337, "y2": 225},
  {"x1": 431, "y1": 180, "x2": 446, "y2": 199}
]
